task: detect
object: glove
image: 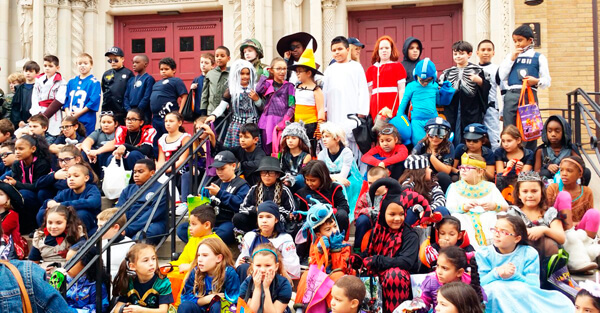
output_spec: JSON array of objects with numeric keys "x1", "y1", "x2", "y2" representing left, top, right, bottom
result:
[
  {"x1": 317, "y1": 236, "x2": 331, "y2": 253},
  {"x1": 329, "y1": 230, "x2": 346, "y2": 252},
  {"x1": 363, "y1": 255, "x2": 379, "y2": 271},
  {"x1": 425, "y1": 245, "x2": 439, "y2": 266},
  {"x1": 349, "y1": 254, "x2": 364, "y2": 270}
]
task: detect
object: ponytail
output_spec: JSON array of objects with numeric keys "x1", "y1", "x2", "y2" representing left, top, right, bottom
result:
[
  {"x1": 20, "y1": 134, "x2": 51, "y2": 161},
  {"x1": 63, "y1": 116, "x2": 87, "y2": 137},
  {"x1": 112, "y1": 243, "x2": 159, "y2": 297},
  {"x1": 468, "y1": 255, "x2": 484, "y2": 305}
]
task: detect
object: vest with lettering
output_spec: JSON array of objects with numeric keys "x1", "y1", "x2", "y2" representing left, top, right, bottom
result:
[{"x1": 508, "y1": 52, "x2": 540, "y2": 87}]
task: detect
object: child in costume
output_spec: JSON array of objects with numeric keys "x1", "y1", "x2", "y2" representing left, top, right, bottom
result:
[
  {"x1": 420, "y1": 216, "x2": 475, "y2": 270},
  {"x1": 293, "y1": 196, "x2": 352, "y2": 313},
  {"x1": 412, "y1": 117, "x2": 455, "y2": 192},
  {"x1": 318, "y1": 122, "x2": 362, "y2": 217},
  {"x1": 453, "y1": 123, "x2": 495, "y2": 180},
  {"x1": 113, "y1": 243, "x2": 174, "y2": 312},
  {"x1": 475, "y1": 214, "x2": 575, "y2": 312},
  {"x1": 240, "y1": 39, "x2": 269, "y2": 80},
  {"x1": 397, "y1": 57, "x2": 439, "y2": 144},
  {"x1": 400, "y1": 154, "x2": 449, "y2": 226},
  {"x1": 235, "y1": 201, "x2": 300, "y2": 280},
  {"x1": 279, "y1": 122, "x2": 311, "y2": 191},
  {"x1": 361, "y1": 124, "x2": 408, "y2": 180},
  {"x1": 349, "y1": 178, "x2": 429, "y2": 313},
  {"x1": 256, "y1": 57, "x2": 296, "y2": 153},
  {"x1": 446, "y1": 154, "x2": 508, "y2": 249},
  {"x1": 420, "y1": 246, "x2": 485, "y2": 310},
  {"x1": 205, "y1": 59, "x2": 262, "y2": 148}
]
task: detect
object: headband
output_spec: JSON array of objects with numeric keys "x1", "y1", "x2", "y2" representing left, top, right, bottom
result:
[
  {"x1": 517, "y1": 171, "x2": 542, "y2": 182},
  {"x1": 580, "y1": 279, "x2": 600, "y2": 298},
  {"x1": 252, "y1": 248, "x2": 279, "y2": 262},
  {"x1": 560, "y1": 158, "x2": 584, "y2": 174},
  {"x1": 460, "y1": 153, "x2": 486, "y2": 170}
]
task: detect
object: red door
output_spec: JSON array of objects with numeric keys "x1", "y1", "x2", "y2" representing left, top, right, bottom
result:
[
  {"x1": 349, "y1": 4, "x2": 462, "y2": 73},
  {"x1": 115, "y1": 12, "x2": 223, "y2": 87}
]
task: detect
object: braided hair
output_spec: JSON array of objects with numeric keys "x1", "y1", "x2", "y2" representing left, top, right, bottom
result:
[
  {"x1": 255, "y1": 180, "x2": 283, "y2": 206},
  {"x1": 438, "y1": 246, "x2": 484, "y2": 306}
]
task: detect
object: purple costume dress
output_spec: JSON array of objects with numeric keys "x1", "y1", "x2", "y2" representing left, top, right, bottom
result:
[
  {"x1": 256, "y1": 76, "x2": 295, "y2": 151},
  {"x1": 420, "y1": 271, "x2": 487, "y2": 310}
]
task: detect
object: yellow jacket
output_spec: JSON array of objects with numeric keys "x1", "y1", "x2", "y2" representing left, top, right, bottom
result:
[{"x1": 170, "y1": 232, "x2": 220, "y2": 266}]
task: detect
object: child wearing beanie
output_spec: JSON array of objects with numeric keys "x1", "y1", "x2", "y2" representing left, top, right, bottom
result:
[
  {"x1": 235, "y1": 201, "x2": 300, "y2": 280},
  {"x1": 279, "y1": 121, "x2": 312, "y2": 192},
  {"x1": 399, "y1": 154, "x2": 449, "y2": 226}
]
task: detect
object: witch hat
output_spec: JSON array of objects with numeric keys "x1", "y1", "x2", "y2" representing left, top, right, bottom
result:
[{"x1": 289, "y1": 40, "x2": 323, "y2": 76}]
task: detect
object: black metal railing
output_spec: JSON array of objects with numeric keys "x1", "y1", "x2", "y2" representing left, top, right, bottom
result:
[
  {"x1": 63, "y1": 115, "x2": 230, "y2": 312},
  {"x1": 566, "y1": 89, "x2": 600, "y2": 177}
]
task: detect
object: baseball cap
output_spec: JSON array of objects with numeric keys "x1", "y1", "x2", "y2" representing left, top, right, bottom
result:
[
  {"x1": 209, "y1": 151, "x2": 238, "y2": 168},
  {"x1": 348, "y1": 37, "x2": 365, "y2": 48},
  {"x1": 105, "y1": 46, "x2": 124, "y2": 57}
]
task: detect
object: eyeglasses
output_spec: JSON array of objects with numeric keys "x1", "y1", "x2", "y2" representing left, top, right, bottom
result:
[
  {"x1": 58, "y1": 157, "x2": 75, "y2": 164},
  {"x1": 490, "y1": 227, "x2": 515, "y2": 237},
  {"x1": 458, "y1": 165, "x2": 477, "y2": 171},
  {"x1": 101, "y1": 111, "x2": 114, "y2": 116},
  {"x1": 126, "y1": 117, "x2": 143, "y2": 122},
  {"x1": 272, "y1": 67, "x2": 287, "y2": 72},
  {"x1": 59, "y1": 125, "x2": 74, "y2": 130},
  {"x1": 380, "y1": 127, "x2": 395, "y2": 135},
  {"x1": 260, "y1": 171, "x2": 278, "y2": 177},
  {"x1": 290, "y1": 44, "x2": 302, "y2": 50},
  {"x1": 107, "y1": 59, "x2": 120, "y2": 64},
  {"x1": 0, "y1": 152, "x2": 13, "y2": 159}
]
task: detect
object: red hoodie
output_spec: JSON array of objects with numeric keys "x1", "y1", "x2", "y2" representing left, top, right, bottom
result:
[{"x1": 361, "y1": 144, "x2": 408, "y2": 167}]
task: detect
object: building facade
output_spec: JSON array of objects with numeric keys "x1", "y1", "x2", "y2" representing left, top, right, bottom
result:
[{"x1": 0, "y1": 0, "x2": 597, "y2": 111}]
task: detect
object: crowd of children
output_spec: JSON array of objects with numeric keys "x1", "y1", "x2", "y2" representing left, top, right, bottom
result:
[{"x1": 1, "y1": 23, "x2": 596, "y2": 313}]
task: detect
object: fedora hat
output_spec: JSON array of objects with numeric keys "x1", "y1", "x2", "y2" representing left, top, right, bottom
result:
[{"x1": 255, "y1": 156, "x2": 283, "y2": 174}]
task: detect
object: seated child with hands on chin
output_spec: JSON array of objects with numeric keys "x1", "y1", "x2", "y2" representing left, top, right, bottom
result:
[
  {"x1": 239, "y1": 243, "x2": 293, "y2": 313},
  {"x1": 113, "y1": 243, "x2": 174, "y2": 313},
  {"x1": 178, "y1": 237, "x2": 240, "y2": 313}
]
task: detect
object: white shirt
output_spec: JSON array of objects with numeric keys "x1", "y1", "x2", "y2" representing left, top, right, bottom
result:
[{"x1": 323, "y1": 60, "x2": 370, "y2": 141}]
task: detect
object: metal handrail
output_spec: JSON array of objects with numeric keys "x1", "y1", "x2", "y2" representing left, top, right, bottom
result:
[
  {"x1": 566, "y1": 88, "x2": 600, "y2": 178},
  {"x1": 63, "y1": 114, "x2": 230, "y2": 312}
]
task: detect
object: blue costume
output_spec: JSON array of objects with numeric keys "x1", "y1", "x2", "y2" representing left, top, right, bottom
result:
[
  {"x1": 38, "y1": 184, "x2": 101, "y2": 234},
  {"x1": 66, "y1": 275, "x2": 109, "y2": 313},
  {"x1": 476, "y1": 244, "x2": 575, "y2": 313},
  {"x1": 64, "y1": 75, "x2": 101, "y2": 135},
  {"x1": 124, "y1": 72, "x2": 155, "y2": 121},
  {"x1": 179, "y1": 266, "x2": 240, "y2": 313},
  {"x1": 117, "y1": 180, "x2": 168, "y2": 244},
  {"x1": 397, "y1": 58, "x2": 439, "y2": 144}
]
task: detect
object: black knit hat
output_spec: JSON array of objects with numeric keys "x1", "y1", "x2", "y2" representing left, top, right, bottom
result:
[
  {"x1": 257, "y1": 201, "x2": 284, "y2": 234},
  {"x1": 513, "y1": 25, "x2": 534, "y2": 39}
]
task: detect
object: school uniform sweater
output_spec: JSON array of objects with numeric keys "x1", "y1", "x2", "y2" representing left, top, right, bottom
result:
[
  {"x1": 52, "y1": 184, "x2": 102, "y2": 216},
  {"x1": 117, "y1": 181, "x2": 168, "y2": 238},
  {"x1": 124, "y1": 73, "x2": 155, "y2": 120}
]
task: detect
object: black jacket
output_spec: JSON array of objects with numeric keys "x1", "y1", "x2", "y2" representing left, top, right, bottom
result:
[
  {"x1": 101, "y1": 67, "x2": 134, "y2": 114},
  {"x1": 400, "y1": 37, "x2": 423, "y2": 84}
]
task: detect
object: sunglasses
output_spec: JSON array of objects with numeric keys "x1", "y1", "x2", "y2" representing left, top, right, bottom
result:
[
  {"x1": 107, "y1": 59, "x2": 120, "y2": 64},
  {"x1": 59, "y1": 124, "x2": 74, "y2": 130},
  {"x1": 427, "y1": 128, "x2": 448, "y2": 139},
  {"x1": 101, "y1": 111, "x2": 114, "y2": 116},
  {"x1": 260, "y1": 171, "x2": 279, "y2": 177},
  {"x1": 465, "y1": 138, "x2": 482, "y2": 143},
  {"x1": 290, "y1": 44, "x2": 302, "y2": 50}
]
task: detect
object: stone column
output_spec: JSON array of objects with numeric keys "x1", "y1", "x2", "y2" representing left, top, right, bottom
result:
[
  {"x1": 489, "y1": 0, "x2": 513, "y2": 64},
  {"x1": 476, "y1": 0, "x2": 490, "y2": 44},
  {"x1": 284, "y1": 0, "x2": 302, "y2": 34},
  {"x1": 232, "y1": 0, "x2": 242, "y2": 59},
  {"x1": 309, "y1": 0, "x2": 323, "y2": 66},
  {"x1": 242, "y1": 0, "x2": 255, "y2": 39},
  {"x1": 71, "y1": 0, "x2": 86, "y2": 76},
  {"x1": 0, "y1": 0, "x2": 8, "y2": 91},
  {"x1": 57, "y1": 0, "x2": 71, "y2": 77},
  {"x1": 18, "y1": 0, "x2": 34, "y2": 61},
  {"x1": 84, "y1": 0, "x2": 97, "y2": 56},
  {"x1": 44, "y1": 0, "x2": 59, "y2": 55},
  {"x1": 322, "y1": 0, "x2": 337, "y2": 65}
]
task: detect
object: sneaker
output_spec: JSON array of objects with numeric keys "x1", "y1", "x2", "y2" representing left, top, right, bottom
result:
[{"x1": 175, "y1": 202, "x2": 188, "y2": 216}]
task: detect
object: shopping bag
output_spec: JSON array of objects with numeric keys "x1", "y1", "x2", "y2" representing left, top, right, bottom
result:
[
  {"x1": 102, "y1": 158, "x2": 132, "y2": 199},
  {"x1": 547, "y1": 249, "x2": 579, "y2": 301},
  {"x1": 359, "y1": 276, "x2": 383, "y2": 313},
  {"x1": 516, "y1": 79, "x2": 543, "y2": 141},
  {"x1": 349, "y1": 114, "x2": 375, "y2": 154},
  {"x1": 181, "y1": 89, "x2": 195, "y2": 122}
]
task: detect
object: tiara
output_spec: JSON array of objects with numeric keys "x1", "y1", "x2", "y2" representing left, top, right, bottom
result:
[{"x1": 517, "y1": 171, "x2": 542, "y2": 182}]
